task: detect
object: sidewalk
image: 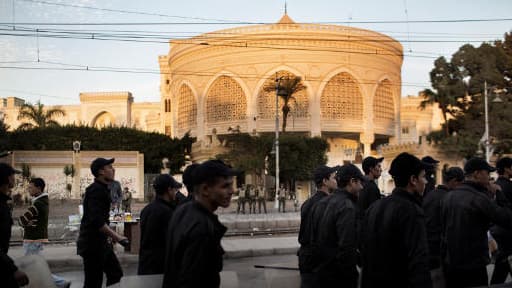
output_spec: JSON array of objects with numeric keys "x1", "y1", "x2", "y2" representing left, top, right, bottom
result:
[{"x1": 8, "y1": 235, "x2": 300, "y2": 272}]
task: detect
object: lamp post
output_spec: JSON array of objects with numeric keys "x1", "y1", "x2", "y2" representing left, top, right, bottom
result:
[
  {"x1": 483, "y1": 81, "x2": 504, "y2": 162},
  {"x1": 484, "y1": 81, "x2": 490, "y2": 162},
  {"x1": 274, "y1": 76, "x2": 282, "y2": 209}
]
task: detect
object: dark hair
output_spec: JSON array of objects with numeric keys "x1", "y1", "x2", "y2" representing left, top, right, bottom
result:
[
  {"x1": 336, "y1": 164, "x2": 364, "y2": 188},
  {"x1": 389, "y1": 152, "x2": 427, "y2": 188},
  {"x1": 153, "y1": 174, "x2": 181, "y2": 195},
  {"x1": 182, "y1": 163, "x2": 200, "y2": 194},
  {"x1": 497, "y1": 157, "x2": 512, "y2": 175},
  {"x1": 194, "y1": 160, "x2": 237, "y2": 187},
  {"x1": 30, "y1": 177, "x2": 46, "y2": 192},
  {"x1": 0, "y1": 163, "x2": 18, "y2": 185}
]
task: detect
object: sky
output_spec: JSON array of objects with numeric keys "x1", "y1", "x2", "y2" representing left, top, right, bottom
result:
[{"x1": 0, "y1": 0, "x2": 511, "y2": 106}]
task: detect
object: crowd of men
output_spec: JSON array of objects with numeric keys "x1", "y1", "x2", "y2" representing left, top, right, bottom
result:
[
  {"x1": 2, "y1": 151, "x2": 512, "y2": 287},
  {"x1": 298, "y1": 153, "x2": 512, "y2": 288}
]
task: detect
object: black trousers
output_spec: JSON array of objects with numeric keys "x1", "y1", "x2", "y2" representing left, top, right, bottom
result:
[
  {"x1": 81, "y1": 246, "x2": 123, "y2": 288},
  {"x1": 443, "y1": 265, "x2": 487, "y2": 288},
  {"x1": 491, "y1": 253, "x2": 512, "y2": 284}
]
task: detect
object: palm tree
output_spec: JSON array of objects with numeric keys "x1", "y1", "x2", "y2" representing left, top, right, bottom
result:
[
  {"x1": 263, "y1": 76, "x2": 306, "y2": 132},
  {"x1": 17, "y1": 101, "x2": 66, "y2": 130}
]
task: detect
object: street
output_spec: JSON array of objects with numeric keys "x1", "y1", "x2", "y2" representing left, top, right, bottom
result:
[{"x1": 57, "y1": 254, "x2": 299, "y2": 288}]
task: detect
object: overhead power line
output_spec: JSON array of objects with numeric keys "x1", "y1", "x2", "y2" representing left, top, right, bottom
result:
[
  {"x1": 18, "y1": 0, "x2": 241, "y2": 23},
  {"x1": 0, "y1": 65, "x2": 431, "y2": 88},
  {"x1": 2, "y1": 17, "x2": 512, "y2": 26}
]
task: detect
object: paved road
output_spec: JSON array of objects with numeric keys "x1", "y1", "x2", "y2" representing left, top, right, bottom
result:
[{"x1": 57, "y1": 254, "x2": 300, "y2": 288}]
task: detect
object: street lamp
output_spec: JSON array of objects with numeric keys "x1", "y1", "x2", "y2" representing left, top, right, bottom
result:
[
  {"x1": 483, "y1": 81, "x2": 503, "y2": 162},
  {"x1": 274, "y1": 76, "x2": 284, "y2": 209}
]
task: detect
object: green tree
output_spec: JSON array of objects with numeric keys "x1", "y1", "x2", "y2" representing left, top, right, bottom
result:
[
  {"x1": 1, "y1": 124, "x2": 189, "y2": 173},
  {"x1": 425, "y1": 31, "x2": 512, "y2": 158},
  {"x1": 263, "y1": 76, "x2": 306, "y2": 132},
  {"x1": 419, "y1": 57, "x2": 465, "y2": 136},
  {"x1": 218, "y1": 133, "x2": 328, "y2": 184},
  {"x1": 17, "y1": 101, "x2": 66, "y2": 130}
]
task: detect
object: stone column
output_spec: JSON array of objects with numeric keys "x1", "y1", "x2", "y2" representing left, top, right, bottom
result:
[{"x1": 360, "y1": 132, "x2": 375, "y2": 157}]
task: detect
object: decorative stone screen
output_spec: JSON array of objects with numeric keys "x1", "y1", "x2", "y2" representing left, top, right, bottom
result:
[
  {"x1": 373, "y1": 80, "x2": 394, "y2": 121},
  {"x1": 206, "y1": 76, "x2": 247, "y2": 122},
  {"x1": 177, "y1": 84, "x2": 197, "y2": 129},
  {"x1": 258, "y1": 70, "x2": 309, "y2": 119},
  {"x1": 321, "y1": 72, "x2": 363, "y2": 120}
]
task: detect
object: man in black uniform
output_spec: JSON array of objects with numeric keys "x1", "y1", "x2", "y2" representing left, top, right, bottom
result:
[
  {"x1": 298, "y1": 165, "x2": 337, "y2": 287},
  {"x1": 362, "y1": 152, "x2": 432, "y2": 288},
  {"x1": 489, "y1": 156, "x2": 512, "y2": 284},
  {"x1": 138, "y1": 174, "x2": 182, "y2": 275},
  {"x1": 162, "y1": 160, "x2": 235, "y2": 288},
  {"x1": 359, "y1": 156, "x2": 383, "y2": 213},
  {"x1": 313, "y1": 164, "x2": 364, "y2": 288},
  {"x1": 441, "y1": 157, "x2": 512, "y2": 288},
  {"x1": 422, "y1": 166, "x2": 464, "y2": 270},
  {"x1": 0, "y1": 163, "x2": 28, "y2": 288},
  {"x1": 77, "y1": 158, "x2": 128, "y2": 288},
  {"x1": 422, "y1": 156, "x2": 440, "y2": 195}
]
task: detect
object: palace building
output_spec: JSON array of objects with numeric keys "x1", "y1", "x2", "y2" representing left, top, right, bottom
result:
[{"x1": 1, "y1": 13, "x2": 443, "y2": 167}]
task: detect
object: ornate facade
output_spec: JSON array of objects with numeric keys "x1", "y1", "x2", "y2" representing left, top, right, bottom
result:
[{"x1": 159, "y1": 14, "x2": 404, "y2": 164}]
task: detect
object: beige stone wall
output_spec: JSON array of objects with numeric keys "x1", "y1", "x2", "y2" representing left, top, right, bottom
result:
[{"x1": 3, "y1": 150, "x2": 144, "y2": 200}]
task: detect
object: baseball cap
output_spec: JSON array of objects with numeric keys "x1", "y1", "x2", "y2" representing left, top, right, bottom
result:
[
  {"x1": 421, "y1": 156, "x2": 440, "y2": 164},
  {"x1": 313, "y1": 165, "x2": 337, "y2": 185},
  {"x1": 0, "y1": 163, "x2": 21, "y2": 177},
  {"x1": 464, "y1": 157, "x2": 496, "y2": 174},
  {"x1": 336, "y1": 164, "x2": 365, "y2": 184},
  {"x1": 90, "y1": 158, "x2": 115, "y2": 177},
  {"x1": 362, "y1": 156, "x2": 384, "y2": 174},
  {"x1": 194, "y1": 160, "x2": 238, "y2": 185},
  {"x1": 153, "y1": 174, "x2": 182, "y2": 194}
]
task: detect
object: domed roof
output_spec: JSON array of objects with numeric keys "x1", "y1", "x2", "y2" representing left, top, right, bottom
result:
[{"x1": 277, "y1": 13, "x2": 295, "y2": 24}]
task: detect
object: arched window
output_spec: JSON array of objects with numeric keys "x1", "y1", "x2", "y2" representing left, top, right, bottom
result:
[
  {"x1": 206, "y1": 76, "x2": 247, "y2": 122},
  {"x1": 257, "y1": 70, "x2": 308, "y2": 119},
  {"x1": 177, "y1": 84, "x2": 197, "y2": 129},
  {"x1": 321, "y1": 72, "x2": 363, "y2": 120},
  {"x1": 373, "y1": 80, "x2": 394, "y2": 121}
]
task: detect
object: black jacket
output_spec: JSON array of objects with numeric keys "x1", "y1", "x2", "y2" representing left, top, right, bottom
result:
[
  {"x1": 21, "y1": 193, "x2": 49, "y2": 241},
  {"x1": 0, "y1": 193, "x2": 19, "y2": 288},
  {"x1": 77, "y1": 179, "x2": 111, "y2": 255},
  {"x1": 162, "y1": 201, "x2": 227, "y2": 288},
  {"x1": 297, "y1": 190, "x2": 328, "y2": 273},
  {"x1": 358, "y1": 177, "x2": 381, "y2": 214},
  {"x1": 138, "y1": 197, "x2": 176, "y2": 275},
  {"x1": 422, "y1": 184, "x2": 450, "y2": 269},
  {"x1": 361, "y1": 188, "x2": 432, "y2": 288},
  {"x1": 441, "y1": 181, "x2": 512, "y2": 269},
  {"x1": 314, "y1": 189, "x2": 359, "y2": 287},
  {"x1": 490, "y1": 176, "x2": 512, "y2": 256}
]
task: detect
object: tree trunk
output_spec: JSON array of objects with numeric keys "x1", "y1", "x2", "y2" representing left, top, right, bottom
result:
[
  {"x1": 282, "y1": 105, "x2": 290, "y2": 132},
  {"x1": 442, "y1": 108, "x2": 449, "y2": 137}
]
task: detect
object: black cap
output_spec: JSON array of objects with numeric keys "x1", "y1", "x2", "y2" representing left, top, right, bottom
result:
[
  {"x1": 464, "y1": 157, "x2": 496, "y2": 174},
  {"x1": 496, "y1": 157, "x2": 512, "y2": 172},
  {"x1": 421, "y1": 156, "x2": 440, "y2": 164},
  {"x1": 0, "y1": 163, "x2": 21, "y2": 177},
  {"x1": 443, "y1": 167, "x2": 464, "y2": 182},
  {"x1": 389, "y1": 153, "x2": 432, "y2": 186},
  {"x1": 194, "y1": 160, "x2": 237, "y2": 185},
  {"x1": 362, "y1": 156, "x2": 384, "y2": 174},
  {"x1": 313, "y1": 165, "x2": 337, "y2": 186},
  {"x1": 153, "y1": 174, "x2": 182, "y2": 194},
  {"x1": 90, "y1": 158, "x2": 115, "y2": 177},
  {"x1": 336, "y1": 164, "x2": 365, "y2": 184}
]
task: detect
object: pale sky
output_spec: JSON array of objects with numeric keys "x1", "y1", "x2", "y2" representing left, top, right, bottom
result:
[{"x1": 0, "y1": 0, "x2": 511, "y2": 105}]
